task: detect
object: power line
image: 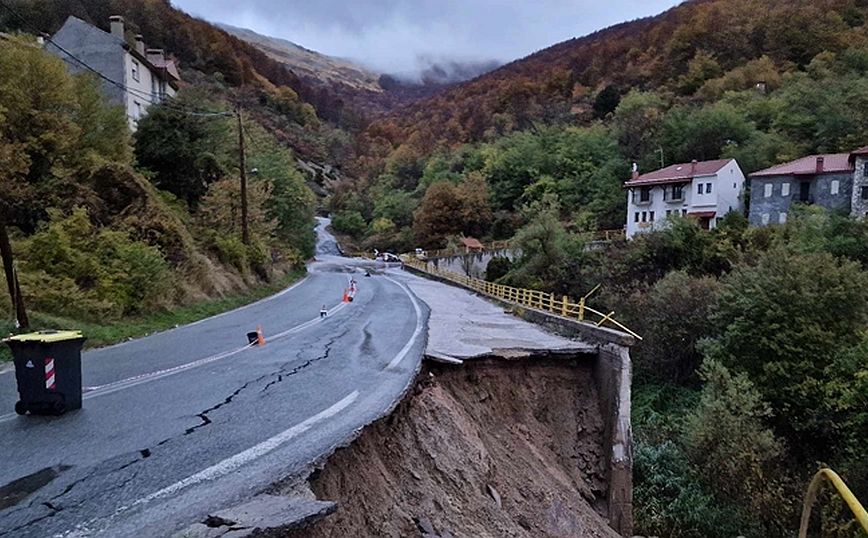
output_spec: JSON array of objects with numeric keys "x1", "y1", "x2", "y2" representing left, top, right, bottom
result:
[{"x1": 0, "y1": 0, "x2": 232, "y2": 118}]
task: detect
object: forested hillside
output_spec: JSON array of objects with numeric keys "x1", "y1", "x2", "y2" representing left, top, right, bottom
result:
[
  {"x1": 0, "y1": 1, "x2": 320, "y2": 351},
  {"x1": 333, "y1": 0, "x2": 868, "y2": 252},
  {"x1": 323, "y1": 2, "x2": 868, "y2": 535}
]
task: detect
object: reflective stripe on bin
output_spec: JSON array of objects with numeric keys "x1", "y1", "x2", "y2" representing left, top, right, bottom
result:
[{"x1": 45, "y1": 357, "x2": 56, "y2": 391}]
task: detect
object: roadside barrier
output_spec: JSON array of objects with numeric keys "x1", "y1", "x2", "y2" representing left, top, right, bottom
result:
[
  {"x1": 402, "y1": 256, "x2": 641, "y2": 340},
  {"x1": 799, "y1": 468, "x2": 867, "y2": 537}
]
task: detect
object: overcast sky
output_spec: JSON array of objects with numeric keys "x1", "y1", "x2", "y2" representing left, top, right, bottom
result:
[{"x1": 172, "y1": 0, "x2": 683, "y2": 75}]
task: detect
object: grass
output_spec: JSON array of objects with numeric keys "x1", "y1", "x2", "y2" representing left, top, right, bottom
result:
[{"x1": 0, "y1": 268, "x2": 306, "y2": 363}]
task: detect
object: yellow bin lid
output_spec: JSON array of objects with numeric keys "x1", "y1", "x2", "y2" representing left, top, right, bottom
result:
[{"x1": 5, "y1": 330, "x2": 84, "y2": 343}]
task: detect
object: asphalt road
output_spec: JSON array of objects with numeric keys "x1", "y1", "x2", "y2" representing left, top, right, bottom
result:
[{"x1": 0, "y1": 218, "x2": 428, "y2": 537}]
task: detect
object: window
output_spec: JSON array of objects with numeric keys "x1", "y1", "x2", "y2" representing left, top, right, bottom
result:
[
  {"x1": 634, "y1": 212, "x2": 639, "y2": 223},
  {"x1": 697, "y1": 183, "x2": 703, "y2": 195},
  {"x1": 133, "y1": 101, "x2": 142, "y2": 120},
  {"x1": 862, "y1": 186, "x2": 868, "y2": 200},
  {"x1": 131, "y1": 59, "x2": 140, "y2": 82},
  {"x1": 781, "y1": 182, "x2": 790, "y2": 197},
  {"x1": 779, "y1": 212, "x2": 787, "y2": 224},
  {"x1": 682, "y1": 209, "x2": 688, "y2": 216},
  {"x1": 764, "y1": 183, "x2": 773, "y2": 198},
  {"x1": 641, "y1": 211, "x2": 647, "y2": 222},
  {"x1": 706, "y1": 183, "x2": 712, "y2": 194},
  {"x1": 864, "y1": 162, "x2": 868, "y2": 177},
  {"x1": 761, "y1": 213, "x2": 770, "y2": 225},
  {"x1": 640, "y1": 186, "x2": 651, "y2": 202},
  {"x1": 671, "y1": 184, "x2": 683, "y2": 200},
  {"x1": 831, "y1": 180, "x2": 840, "y2": 195},
  {"x1": 649, "y1": 211, "x2": 655, "y2": 222},
  {"x1": 799, "y1": 181, "x2": 811, "y2": 202}
]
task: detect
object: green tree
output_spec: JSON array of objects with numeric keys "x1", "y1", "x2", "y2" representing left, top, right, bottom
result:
[
  {"x1": 684, "y1": 359, "x2": 793, "y2": 535},
  {"x1": 707, "y1": 248, "x2": 868, "y2": 450},
  {"x1": 637, "y1": 271, "x2": 720, "y2": 385},
  {"x1": 134, "y1": 98, "x2": 231, "y2": 207}
]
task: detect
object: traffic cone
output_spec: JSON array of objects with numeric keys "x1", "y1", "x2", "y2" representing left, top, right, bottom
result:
[
  {"x1": 256, "y1": 325, "x2": 266, "y2": 346},
  {"x1": 342, "y1": 289, "x2": 349, "y2": 303}
]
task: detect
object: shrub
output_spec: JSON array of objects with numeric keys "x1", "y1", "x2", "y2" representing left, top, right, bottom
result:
[
  {"x1": 636, "y1": 270, "x2": 720, "y2": 384},
  {"x1": 332, "y1": 210, "x2": 367, "y2": 238},
  {"x1": 485, "y1": 256, "x2": 513, "y2": 282}
]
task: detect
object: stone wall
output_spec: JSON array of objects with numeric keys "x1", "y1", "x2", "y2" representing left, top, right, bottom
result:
[
  {"x1": 423, "y1": 248, "x2": 520, "y2": 279},
  {"x1": 749, "y1": 172, "x2": 853, "y2": 226},
  {"x1": 850, "y1": 156, "x2": 868, "y2": 219}
]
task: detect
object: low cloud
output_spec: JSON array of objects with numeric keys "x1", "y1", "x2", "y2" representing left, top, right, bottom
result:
[{"x1": 174, "y1": 0, "x2": 683, "y2": 75}]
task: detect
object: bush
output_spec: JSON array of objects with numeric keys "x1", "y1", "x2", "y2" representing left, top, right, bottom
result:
[
  {"x1": 212, "y1": 234, "x2": 248, "y2": 272},
  {"x1": 683, "y1": 360, "x2": 794, "y2": 535},
  {"x1": 636, "y1": 270, "x2": 720, "y2": 384},
  {"x1": 19, "y1": 208, "x2": 170, "y2": 319},
  {"x1": 332, "y1": 210, "x2": 367, "y2": 238},
  {"x1": 707, "y1": 248, "x2": 868, "y2": 450},
  {"x1": 485, "y1": 256, "x2": 513, "y2": 282}
]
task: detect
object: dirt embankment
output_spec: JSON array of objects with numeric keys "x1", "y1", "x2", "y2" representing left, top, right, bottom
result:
[{"x1": 282, "y1": 357, "x2": 618, "y2": 538}]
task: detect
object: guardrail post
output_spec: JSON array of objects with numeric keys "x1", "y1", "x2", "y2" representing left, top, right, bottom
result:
[
  {"x1": 578, "y1": 297, "x2": 585, "y2": 321},
  {"x1": 562, "y1": 295, "x2": 568, "y2": 316}
]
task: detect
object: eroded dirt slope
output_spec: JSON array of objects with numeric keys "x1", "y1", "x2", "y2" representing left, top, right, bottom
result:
[{"x1": 283, "y1": 357, "x2": 617, "y2": 538}]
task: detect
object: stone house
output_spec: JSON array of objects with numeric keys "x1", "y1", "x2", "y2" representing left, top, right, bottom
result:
[
  {"x1": 623, "y1": 159, "x2": 746, "y2": 239},
  {"x1": 46, "y1": 16, "x2": 180, "y2": 130},
  {"x1": 748, "y1": 147, "x2": 868, "y2": 225}
]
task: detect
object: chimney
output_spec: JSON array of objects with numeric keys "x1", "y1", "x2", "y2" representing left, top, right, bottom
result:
[
  {"x1": 146, "y1": 48, "x2": 165, "y2": 64},
  {"x1": 109, "y1": 16, "x2": 124, "y2": 39},
  {"x1": 691, "y1": 159, "x2": 698, "y2": 176},
  {"x1": 817, "y1": 156, "x2": 825, "y2": 173},
  {"x1": 631, "y1": 162, "x2": 639, "y2": 180},
  {"x1": 134, "y1": 35, "x2": 145, "y2": 55}
]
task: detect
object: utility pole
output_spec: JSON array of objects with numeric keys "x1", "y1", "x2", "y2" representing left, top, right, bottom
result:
[
  {"x1": 237, "y1": 107, "x2": 250, "y2": 245},
  {"x1": 0, "y1": 220, "x2": 29, "y2": 330}
]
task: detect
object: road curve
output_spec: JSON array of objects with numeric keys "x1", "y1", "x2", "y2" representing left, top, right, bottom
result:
[{"x1": 0, "y1": 218, "x2": 428, "y2": 537}]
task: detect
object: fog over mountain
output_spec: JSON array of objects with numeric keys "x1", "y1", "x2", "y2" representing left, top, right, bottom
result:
[{"x1": 172, "y1": 0, "x2": 683, "y2": 77}]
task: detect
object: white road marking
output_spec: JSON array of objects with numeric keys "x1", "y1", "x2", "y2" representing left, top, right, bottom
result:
[
  {"x1": 126, "y1": 391, "x2": 359, "y2": 508},
  {"x1": 0, "y1": 301, "x2": 349, "y2": 425},
  {"x1": 383, "y1": 276, "x2": 425, "y2": 370}
]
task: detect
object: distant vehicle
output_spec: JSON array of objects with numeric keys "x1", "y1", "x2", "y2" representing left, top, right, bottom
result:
[{"x1": 377, "y1": 252, "x2": 401, "y2": 263}]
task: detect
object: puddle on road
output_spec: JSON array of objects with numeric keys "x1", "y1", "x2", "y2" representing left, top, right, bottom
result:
[{"x1": 0, "y1": 464, "x2": 71, "y2": 510}]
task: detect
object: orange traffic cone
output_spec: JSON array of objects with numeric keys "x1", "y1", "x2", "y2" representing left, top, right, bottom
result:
[
  {"x1": 342, "y1": 289, "x2": 349, "y2": 303},
  {"x1": 256, "y1": 325, "x2": 266, "y2": 346}
]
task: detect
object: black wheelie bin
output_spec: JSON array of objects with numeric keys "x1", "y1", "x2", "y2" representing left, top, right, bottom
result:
[{"x1": 4, "y1": 330, "x2": 86, "y2": 416}]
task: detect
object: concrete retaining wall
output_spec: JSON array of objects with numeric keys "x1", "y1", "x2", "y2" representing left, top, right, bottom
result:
[
  {"x1": 403, "y1": 265, "x2": 634, "y2": 536},
  {"x1": 423, "y1": 248, "x2": 520, "y2": 279}
]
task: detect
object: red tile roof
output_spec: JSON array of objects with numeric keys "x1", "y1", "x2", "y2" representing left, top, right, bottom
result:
[
  {"x1": 851, "y1": 146, "x2": 868, "y2": 156},
  {"x1": 750, "y1": 154, "x2": 852, "y2": 177},
  {"x1": 461, "y1": 237, "x2": 484, "y2": 249},
  {"x1": 624, "y1": 159, "x2": 731, "y2": 187}
]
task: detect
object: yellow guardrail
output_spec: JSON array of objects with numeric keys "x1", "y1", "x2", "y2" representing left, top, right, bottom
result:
[
  {"x1": 799, "y1": 468, "x2": 868, "y2": 537},
  {"x1": 402, "y1": 256, "x2": 642, "y2": 340}
]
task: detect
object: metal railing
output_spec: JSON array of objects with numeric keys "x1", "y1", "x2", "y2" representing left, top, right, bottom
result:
[
  {"x1": 402, "y1": 256, "x2": 642, "y2": 340},
  {"x1": 799, "y1": 468, "x2": 868, "y2": 537}
]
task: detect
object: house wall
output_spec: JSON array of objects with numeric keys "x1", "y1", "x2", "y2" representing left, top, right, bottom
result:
[
  {"x1": 748, "y1": 172, "x2": 853, "y2": 226},
  {"x1": 625, "y1": 160, "x2": 746, "y2": 239},
  {"x1": 850, "y1": 155, "x2": 868, "y2": 219},
  {"x1": 47, "y1": 27, "x2": 126, "y2": 106},
  {"x1": 123, "y1": 52, "x2": 161, "y2": 131}
]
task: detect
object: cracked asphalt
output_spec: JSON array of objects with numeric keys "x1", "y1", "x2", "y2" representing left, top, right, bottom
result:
[{"x1": 0, "y1": 218, "x2": 428, "y2": 537}]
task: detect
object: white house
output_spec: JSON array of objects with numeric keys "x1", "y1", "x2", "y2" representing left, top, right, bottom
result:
[
  {"x1": 624, "y1": 159, "x2": 746, "y2": 239},
  {"x1": 47, "y1": 16, "x2": 181, "y2": 130}
]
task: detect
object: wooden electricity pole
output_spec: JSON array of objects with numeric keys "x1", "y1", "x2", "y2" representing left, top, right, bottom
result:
[
  {"x1": 0, "y1": 219, "x2": 28, "y2": 329},
  {"x1": 237, "y1": 107, "x2": 250, "y2": 245}
]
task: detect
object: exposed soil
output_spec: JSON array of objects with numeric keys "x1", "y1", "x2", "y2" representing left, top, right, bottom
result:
[{"x1": 282, "y1": 356, "x2": 617, "y2": 538}]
